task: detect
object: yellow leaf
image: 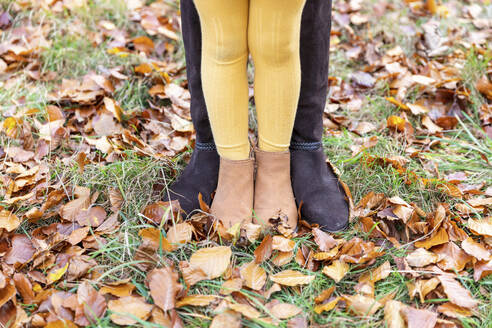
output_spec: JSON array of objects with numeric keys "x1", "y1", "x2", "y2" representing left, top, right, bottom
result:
[
  {"x1": 270, "y1": 270, "x2": 314, "y2": 286},
  {"x1": 48, "y1": 263, "x2": 69, "y2": 283},
  {"x1": 189, "y1": 246, "x2": 232, "y2": 279},
  {"x1": 322, "y1": 260, "x2": 349, "y2": 283}
]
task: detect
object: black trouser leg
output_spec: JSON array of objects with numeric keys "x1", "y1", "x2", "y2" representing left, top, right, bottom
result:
[
  {"x1": 161, "y1": 0, "x2": 219, "y2": 214},
  {"x1": 291, "y1": 0, "x2": 349, "y2": 231}
]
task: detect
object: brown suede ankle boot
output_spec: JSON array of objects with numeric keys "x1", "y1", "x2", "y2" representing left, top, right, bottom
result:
[
  {"x1": 210, "y1": 157, "x2": 254, "y2": 228},
  {"x1": 253, "y1": 149, "x2": 298, "y2": 230}
]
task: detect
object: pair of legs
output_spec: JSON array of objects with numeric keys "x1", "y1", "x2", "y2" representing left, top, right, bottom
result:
[
  {"x1": 194, "y1": 0, "x2": 306, "y2": 160},
  {"x1": 163, "y1": 0, "x2": 350, "y2": 232}
]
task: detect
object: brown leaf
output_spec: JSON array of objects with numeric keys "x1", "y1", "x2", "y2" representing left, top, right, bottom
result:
[
  {"x1": 343, "y1": 294, "x2": 382, "y2": 316},
  {"x1": 0, "y1": 210, "x2": 20, "y2": 232},
  {"x1": 406, "y1": 248, "x2": 439, "y2": 267},
  {"x1": 312, "y1": 228, "x2": 337, "y2": 251},
  {"x1": 228, "y1": 302, "x2": 261, "y2": 319},
  {"x1": 461, "y1": 237, "x2": 490, "y2": 261},
  {"x1": 473, "y1": 259, "x2": 492, "y2": 281},
  {"x1": 108, "y1": 296, "x2": 153, "y2": 325},
  {"x1": 437, "y1": 302, "x2": 472, "y2": 318},
  {"x1": 438, "y1": 275, "x2": 478, "y2": 309},
  {"x1": 270, "y1": 270, "x2": 315, "y2": 286},
  {"x1": 322, "y1": 260, "x2": 349, "y2": 283},
  {"x1": 176, "y1": 295, "x2": 216, "y2": 307},
  {"x1": 0, "y1": 283, "x2": 16, "y2": 308},
  {"x1": 13, "y1": 273, "x2": 34, "y2": 304},
  {"x1": 143, "y1": 201, "x2": 177, "y2": 225},
  {"x1": 4, "y1": 234, "x2": 36, "y2": 266},
  {"x1": 219, "y1": 278, "x2": 242, "y2": 295},
  {"x1": 240, "y1": 261, "x2": 267, "y2": 290},
  {"x1": 272, "y1": 235, "x2": 296, "y2": 252},
  {"x1": 179, "y1": 261, "x2": 207, "y2": 286},
  {"x1": 272, "y1": 251, "x2": 294, "y2": 266},
  {"x1": 189, "y1": 246, "x2": 232, "y2": 279},
  {"x1": 313, "y1": 297, "x2": 340, "y2": 314},
  {"x1": 401, "y1": 306, "x2": 437, "y2": 328},
  {"x1": 244, "y1": 223, "x2": 262, "y2": 242},
  {"x1": 414, "y1": 227, "x2": 449, "y2": 249},
  {"x1": 75, "y1": 281, "x2": 106, "y2": 326},
  {"x1": 167, "y1": 222, "x2": 193, "y2": 250},
  {"x1": 210, "y1": 310, "x2": 241, "y2": 328},
  {"x1": 359, "y1": 261, "x2": 391, "y2": 283},
  {"x1": 315, "y1": 286, "x2": 335, "y2": 304},
  {"x1": 60, "y1": 186, "x2": 91, "y2": 222},
  {"x1": 254, "y1": 234, "x2": 272, "y2": 263},
  {"x1": 99, "y1": 281, "x2": 135, "y2": 297},
  {"x1": 148, "y1": 267, "x2": 182, "y2": 311},
  {"x1": 139, "y1": 227, "x2": 172, "y2": 252},
  {"x1": 467, "y1": 218, "x2": 492, "y2": 237},
  {"x1": 384, "y1": 300, "x2": 406, "y2": 328},
  {"x1": 76, "y1": 206, "x2": 106, "y2": 227},
  {"x1": 270, "y1": 303, "x2": 302, "y2": 319},
  {"x1": 433, "y1": 242, "x2": 472, "y2": 271}
]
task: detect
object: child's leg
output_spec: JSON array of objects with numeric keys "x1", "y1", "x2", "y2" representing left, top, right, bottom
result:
[
  {"x1": 248, "y1": 0, "x2": 306, "y2": 152},
  {"x1": 193, "y1": 0, "x2": 250, "y2": 160}
]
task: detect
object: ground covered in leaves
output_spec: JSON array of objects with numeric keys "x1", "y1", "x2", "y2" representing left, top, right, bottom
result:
[{"x1": 0, "y1": 0, "x2": 491, "y2": 327}]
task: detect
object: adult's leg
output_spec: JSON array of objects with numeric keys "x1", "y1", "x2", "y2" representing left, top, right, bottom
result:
[
  {"x1": 161, "y1": 0, "x2": 219, "y2": 214},
  {"x1": 290, "y1": 0, "x2": 349, "y2": 232},
  {"x1": 249, "y1": 0, "x2": 306, "y2": 230}
]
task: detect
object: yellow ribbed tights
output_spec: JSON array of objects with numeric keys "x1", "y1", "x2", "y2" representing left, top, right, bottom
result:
[{"x1": 193, "y1": 0, "x2": 306, "y2": 160}]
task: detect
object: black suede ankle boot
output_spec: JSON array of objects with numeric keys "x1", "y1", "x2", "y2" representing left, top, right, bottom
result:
[
  {"x1": 290, "y1": 0, "x2": 350, "y2": 232},
  {"x1": 162, "y1": 0, "x2": 219, "y2": 214}
]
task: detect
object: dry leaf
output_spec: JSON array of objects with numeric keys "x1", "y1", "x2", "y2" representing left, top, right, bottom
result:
[
  {"x1": 314, "y1": 297, "x2": 340, "y2": 314},
  {"x1": 270, "y1": 303, "x2": 302, "y2": 319},
  {"x1": 210, "y1": 310, "x2": 241, "y2": 328},
  {"x1": 343, "y1": 294, "x2": 382, "y2": 316},
  {"x1": 414, "y1": 227, "x2": 449, "y2": 249},
  {"x1": 384, "y1": 300, "x2": 406, "y2": 328},
  {"x1": 148, "y1": 267, "x2": 181, "y2": 311},
  {"x1": 402, "y1": 306, "x2": 437, "y2": 328},
  {"x1": 254, "y1": 234, "x2": 272, "y2": 263},
  {"x1": 272, "y1": 235, "x2": 296, "y2": 252},
  {"x1": 406, "y1": 248, "x2": 439, "y2": 267},
  {"x1": 220, "y1": 278, "x2": 242, "y2": 295},
  {"x1": 176, "y1": 295, "x2": 216, "y2": 307},
  {"x1": 108, "y1": 296, "x2": 153, "y2": 325},
  {"x1": 312, "y1": 228, "x2": 337, "y2": 251},
  {"x1": 0, "y1": 210, "x2": 21, "y2": 232},
  {"x1": 240, "y1": 261, "x2": 267, "y2": 290},
  {"x1": 467, "y1": 218, "x2": 492, "y2": 237},
  {"x1": 270, "y1": 270, "x2": 315, "y2": 286},
  {"x1": 228, "y1": 303, "x2": 261, "y2": 319},
  {"x1": 322, "y1": 260, "x2": 349, "y2": 283},
  {"x1": 461, "y1": 237, "x2": 490, "y2": 261},
  {"x1": 438, "y1": 275, "x2": 478, "y2": 309},
  {"x1": 189, "y1": 246, "x2": 232, "y2": 279}
]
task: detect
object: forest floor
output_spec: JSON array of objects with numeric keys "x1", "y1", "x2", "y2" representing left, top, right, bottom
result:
[{"x1": 0, "y1": 0, "x2": 491, "y2": 327}]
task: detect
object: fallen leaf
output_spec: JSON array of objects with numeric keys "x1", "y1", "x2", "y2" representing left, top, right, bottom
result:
[
  {"x1": 468, "y1": 218, "x2": 492, "y2": 237},
  {"x1": 270, "y1": 303, "x2": 302, "y2": 319},
  {"x1": 343, "y1": 294, "x2": 382, "y2": 316},
  {"x1": 437, "y1": 302, "x2": 472, "y2": 318},
  {"x1": 240, "y1": 261, "x2": 267, "y2": 290},
  {"x1": 166, "y1": 222, "x2": 193, "y2": 249},
  {"x1": 0, "y1": 210, "x2": 20, "y2": 232},
  {"x1": 312, "y1": 228, "x2": 337, "y2": 251},
  {"x1": 148, "y1": 267, "x2": 181, "y2": 311},
  {"x1": 322, "y1": 260, "x2": 349, "y2": 283},
  {"x1": 414, "y1": 227, "x2": 449, "y2": 249},
  {"x1": 220, "y1": 278, "x2": 242, "y2": 295},
  {"x1": 75, "y1": 281, "x2": 107, "y2": 326},
  {"x1": 401, "y1": 306, "x2": 437, "y2": 328},
  {"x1": 228, "y1": 303, "x2": 261, "y2": 319},
  {"x1": 176, "y1": 295, "x2": 216, "y2": 307},
  {"x1": 210, "y1": 310, "x2": 241, "y2": 328},
  {"x1": 108, "y1": 296, "x2": 153, "y2": 325},
  {"x1": 272, "y1": 235, "x2": 296, "y2": 252},
  {"x1": 461, "y1": 237, "x2": 490, "y2": 261},
  {"x1": 254, "y1": 234, "x2": 272, "y2": 263},
  {"x1": 60, "y1": 186, "x2": 91, "y2": 222},
  {"x1": 270, "y1": 270, "x2": 315, "y2": 286},
  {"x1": 406, "y1": 248, "x2": 439, "y2": 267},
  {"x1": 384, "y1": 300, "x2": 406, "y2": 328},
  {"x1": 438, "y1": 275, "x2": 478, "y2": 309},
  {"x1": 359, "y1": 261, "x2": 391, "y2": 283},
  {"x1": 314, "y1": 297, "x2": 340, "y2": 314},
  {"x1": 189, "y1": 246, "x2": 231, "y2": 279},
  {"x1": 433, "y1": 242, "x2": 472, "y2": 271}
]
